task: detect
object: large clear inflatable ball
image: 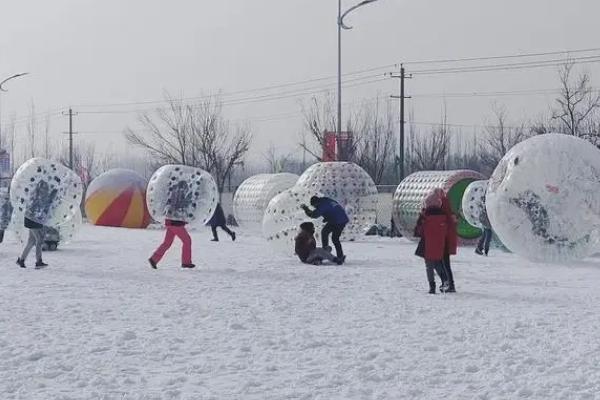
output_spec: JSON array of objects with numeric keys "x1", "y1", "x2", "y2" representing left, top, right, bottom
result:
[
  {"x1": 85, "y1": 168, "x2": 152, "y2": 228},
  {"x1": 0, "y1": 188, "x2": 13, "y2": 230},
  {"x1": 295, "y1": 162, "x2": 378, "y2": 239},
  {"x1": 461, "y1": 180, "x2": 490, "y2": 229},
  {"x1": 233, "y1": 173, "x2": 298, "y2": 230},
  {"x1": 392, "y1": 170, "x2": 485, "y2": 242},
  {"x1": 262, "y1": 187, "x2": 324, "y2": 256},
  {"x1": 486, "y1": 134, "x2": 600, "y2": 262},
  {"x1": 146, "y1": 165, "x2": 218, "y2": 225},
  {"x1": 10, "y1": 158, "x2": 83, "y2": 227},
  {"x1": 9, "y1": 208, "x2": 82, "y2": 247}
]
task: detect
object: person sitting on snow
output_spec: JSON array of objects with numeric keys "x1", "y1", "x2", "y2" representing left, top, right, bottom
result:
[
  {"x1": 294, "y1": 222, "x2": 337, "y2": 265},
  {"x1": 301, "y1": 196, "x2": 349, "y2": 265},
  {"x1": 414, "y1": 191, "x2": 450, "y2": 294}
]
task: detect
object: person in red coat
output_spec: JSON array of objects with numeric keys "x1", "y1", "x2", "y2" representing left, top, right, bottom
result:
[
  {"x1": 415, "y1": 192, "x2": 450, "y2": 294},
  {"x1": 434, "y1": 188, "x2": 457, "y2": 293}
]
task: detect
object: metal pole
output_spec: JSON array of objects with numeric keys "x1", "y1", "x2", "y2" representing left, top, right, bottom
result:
[
  {"x1": 400, "y1": 65, "x2": 405, "y2": 180},
  {"x1": 337, "y1": 0, "x2": 342, "y2": 137},
  {"x1": 69, "y1": 108, "x2": 73, "y2": 170},
  {"x1": 0, "y1": 73, "x2": 30, "y2": 150}
]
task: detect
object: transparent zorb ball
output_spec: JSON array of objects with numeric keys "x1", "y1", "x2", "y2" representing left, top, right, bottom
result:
[
  {"x1": 233, "y1": 173, "x2": 298, "y2": 230},
  {"x1": 295, "y1": 162, "x2": 378, "y2": 239},
  {"x1": 262, "y1": 187, "x2": 324, "y2": 256},
  {"x1": 486, "y1": 134, "x2": 600, "y2": 262},
  {"x1": 461, "y1": 180, "x2": 490, "y2": 229},
  {"x1": 146, "y1": 165, "x2": 218, "y2": 225},
  {"x1": 10, "y1": 158, "x2": 83, "y2": 228}
]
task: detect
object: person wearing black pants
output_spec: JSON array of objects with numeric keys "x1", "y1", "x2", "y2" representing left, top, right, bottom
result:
[
  {"x1": 301, "y1": 196, "x2": 349, "y2": 265},
  {"x1": 475, "y1": 228, "x2": 493, "y2": 256},
  {"x1": 207, "y1": 203, "x2": 236, "y2": 242}
]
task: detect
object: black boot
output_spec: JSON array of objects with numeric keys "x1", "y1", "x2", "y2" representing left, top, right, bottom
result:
[
  {"x1": 148, "y1": 258, "x2": 157, "y2": 269},
  {"x1": 35, "y1": 260, "x2": 48, "y2": 269},
  {"x1": 428, "y1": 281, "x2": 436, "y2": 294},
  {"x1": 16, "y1": 258, "x2": 26, "y2": 268},
  {"x1": 231, "y1": 231, "x2": 236, "y2": 241},
  {"x1": 446, "y1": 282, "x2": 456, "y2": 293}
]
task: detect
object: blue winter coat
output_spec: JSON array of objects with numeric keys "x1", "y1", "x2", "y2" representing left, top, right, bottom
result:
[
  {"x1": 306, "y1": 197, "x2": 349, "y2": 225},
  {"x1": 207, "y1": 203, "x2": 226, "y2": 227}
]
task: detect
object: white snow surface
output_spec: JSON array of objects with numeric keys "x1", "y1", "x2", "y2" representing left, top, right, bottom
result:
[{"x1": 1, "y1": 225, "x2": 600, "y2": 400}]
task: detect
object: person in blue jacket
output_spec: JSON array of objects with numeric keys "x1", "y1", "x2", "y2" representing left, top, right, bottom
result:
[
  {"x1": 301, "y1": 196, "x2": 349, "y2": 265},
  {"x1": 207, "y1": 203, "x2": 236, "y2": 242}
]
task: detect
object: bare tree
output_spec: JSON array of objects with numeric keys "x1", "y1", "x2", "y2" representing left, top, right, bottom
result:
[
  {"x1": 263, "y1": 143, "x2": 292, "y2": 173},
  {"x1": 408, "y1": 110, "x2": 451, "y2": 171},
  {"x1": 552, "y1": 62, "x2": 600, "y2": 139},
  {"x1": 125, "y1": 93, "x2": 252, "y2": 192},
  {"x1": 478, "y1": 104, "x2": 529, "y2": 174},
  {"x1": 353, "y1": 99, "x2": 396, "y2": 184}
]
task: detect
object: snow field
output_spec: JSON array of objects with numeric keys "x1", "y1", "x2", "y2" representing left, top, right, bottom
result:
[{"x1": 1, "y1": 225, "x2": 600, "y2": 399}]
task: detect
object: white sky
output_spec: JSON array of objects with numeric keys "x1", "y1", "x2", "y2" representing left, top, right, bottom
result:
[{"x1": 1, "y1": 0, "x2": 599, "y2": 165}]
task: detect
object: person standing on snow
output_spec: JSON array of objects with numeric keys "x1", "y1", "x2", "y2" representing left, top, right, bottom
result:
[
  {"x1": 414, "y1": 191, "x2": 450, "y2": 294},
  {"x1": 207, "y1": 203, "x2": 236, "y2": 242},
  {"x1": 475, "y1": 210, "x2": 493, "y2": 256},
  {"x1": 433, "y1": 188, "x2": 457, "y2": 293},
  {"x1": 149, "y1": 181, "x2": 195, "y2": 269},
  {"x1": 17, "y1": 180, "x2": 56, "y2": 269},
  {"x1": 294, "y1": 221, "x2": 337, "y2": 265},
  {"x1": 301, "y1": 196, "x2": 349, "y2": 265}
]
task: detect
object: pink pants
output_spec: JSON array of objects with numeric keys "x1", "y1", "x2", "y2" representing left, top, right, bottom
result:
[{"x1": 151, "y1": 225, "x2": 192, "y2": 265}]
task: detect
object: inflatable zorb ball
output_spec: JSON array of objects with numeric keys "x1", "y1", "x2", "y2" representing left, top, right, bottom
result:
[
  {"x1": 10, "y1": 158, "x2": 83, "y2": 227},
  {"x1": 295, "y1": 162, "x2": 378, "y2": 238},
  {"x1": 85, "y1": 169, "x2": 152, "y2": 228},
  {"x1": 392, "y1": 170, "x2": 485, "y2": 241},
  {"x1": 233, "y1": 173, "x2": 298, "y2": 230},
  {"x1": 461, "y1": 180, "x2": 490, "y2": 229},
  {"x1": 0, "y1": 188, "x2": 12, "y2": 230},
  {"x1": 10, "y1": 208, "x2": 83, "y2": 248},
  {"x1": 486, "y1": 134, "x2": 600, "y2": 262},
  {"x1": 262, "y1": 186, "x2": 323, "y2": 255},
  {"x1": 146, "y1": 165, "x2": 218, "y2": 225}
]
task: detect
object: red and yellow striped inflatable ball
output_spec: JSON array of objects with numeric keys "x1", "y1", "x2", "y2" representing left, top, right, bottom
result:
[{"x1": 85, "y1": 169, "x2": 152, "y2": 228}]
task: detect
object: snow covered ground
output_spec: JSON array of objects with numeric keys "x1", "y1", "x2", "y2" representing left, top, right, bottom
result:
[{"x1": 1, "y1": 225, "x2": 600, "y2": 400}]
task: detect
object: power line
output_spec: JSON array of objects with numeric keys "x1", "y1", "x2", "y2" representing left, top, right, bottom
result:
[{"x1": 404, "y1": 47, "x2": 600, "y2": 66}]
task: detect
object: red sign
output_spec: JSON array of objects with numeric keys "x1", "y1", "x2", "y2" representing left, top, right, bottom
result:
[{"x1": 322, "y1": 131, "x2": 337, "y2": 161}]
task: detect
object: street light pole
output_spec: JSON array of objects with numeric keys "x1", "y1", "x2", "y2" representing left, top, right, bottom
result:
[
  {"x1": 0, "y1": 73, "x2": 30, "y2": 148},
  {"x1": 337, "y1": 0, "x2": 379, "y2": 136}
]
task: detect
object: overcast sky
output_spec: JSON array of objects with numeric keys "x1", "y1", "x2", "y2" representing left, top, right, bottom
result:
[{"x1": 1, "y1": 0, "x2": 599, "y2": 164}]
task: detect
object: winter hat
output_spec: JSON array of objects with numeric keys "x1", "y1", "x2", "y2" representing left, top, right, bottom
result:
[
  {"x1": 310, "y1": 196, "x2": 320, "y2": 206},
  {"x1": 424, "y1": 191, "x2": 442, "y2": 209},
  {"x1": 300, "y1": 222, "x2": 315, "y2": 233}
]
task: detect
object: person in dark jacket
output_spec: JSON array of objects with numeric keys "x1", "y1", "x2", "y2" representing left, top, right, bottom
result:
[
  {"x1": 149, "y1": 181, "x2": 195, "y2": 269},
  {"x1": 0, "y1": 189, "x2": 12, "y2": 244},
  {"x1": 17, "y1": 180, "x2": 56, "y2": 268},
  {"x1": 207, "y1": 203, "x2": 236, "y2": 242},
  {"x1": 415, "y1": 192, "x2": 450, "y2": 294},
  {"x1": 295, "y1": 222, "x2": 336, "y2": 265},
  {"x1": 301, "y1": 196, "x2": 349, "y2": 265}
]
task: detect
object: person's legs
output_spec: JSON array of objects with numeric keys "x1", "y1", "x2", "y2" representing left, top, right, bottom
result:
[
  {"x1": 432, "y1": 261, "x2": 449, "y2": 289},
  {"x1": 21, "y1": 229, "x2": 36, "y2": 261},
  {"x1": 211, "y1": 226, "x2": 219, "y2": 241},
  {"x1": 443, "y1": 252, "x2": 455, "y2": 291},
  {"x1": 151, "y1": 228, "x2": 176, "y2": 263},
  {"x1": 484, "y1": 229, "x2": 492, "y2": 255},
  {"x1": 0, "y1": 230, "x2": 4, "y2": 243},
  {"x1": 172, "y1": 226, "x2": 192, "y2": 265},
  {"x1": 331, "y1": 224, "x2": 345, "y2": 259},
  {"x1": 476, "y1": 234, "x2": 485, "y2": 253},
  {"x1": 32, "y1": 229, "x2": 44, "y2": 263},
  {"x1": 321, "y1": 223, "x2": 334, "y2": 249},
  {"x1": 221, "y1": 225, "x2": 234, "y2": 237},
  {"x1": 307, "y1": 248, "x2": 336, "y2": 264},
  {"x1": 425, "y1": 261, "x2": 436, "y2": 293}
]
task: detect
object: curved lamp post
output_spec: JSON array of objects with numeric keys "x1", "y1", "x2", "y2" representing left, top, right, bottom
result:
[
  {"x1": 337, "y1": 0, "x2": 379, "y2": 135},
  {"x1": 0, "y1": 72, "x2": 29, "y2": 147}
]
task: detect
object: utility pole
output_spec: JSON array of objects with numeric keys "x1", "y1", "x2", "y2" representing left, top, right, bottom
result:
[
  {"x1": 390, "y1": 64, "x2": 412, "y2": 182},
  {"x1": 62, "y1": 108, "x2": 77, "y2": 170}
]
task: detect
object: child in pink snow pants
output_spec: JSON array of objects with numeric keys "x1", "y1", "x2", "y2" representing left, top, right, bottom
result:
[{"x1": 149, "y1": 219, "x2": 195, "y2": 269}]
